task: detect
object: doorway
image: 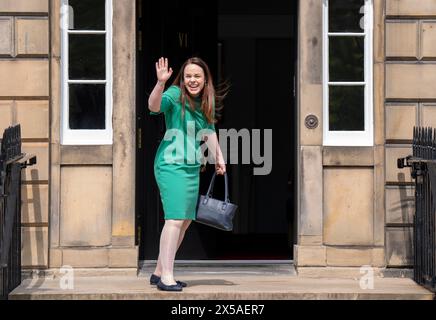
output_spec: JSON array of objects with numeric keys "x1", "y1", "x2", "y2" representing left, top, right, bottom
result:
[{"x1": 136, "y1": 0, "x2": 299, "y2": 260}]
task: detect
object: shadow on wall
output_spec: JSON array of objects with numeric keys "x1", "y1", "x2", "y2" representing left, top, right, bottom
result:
[
  {"x1": 20, "y1": 169, "x2": 46, "y2": 289},
  {"x1": 388, "y1": 172, "x2": 414, "y2": 267}
]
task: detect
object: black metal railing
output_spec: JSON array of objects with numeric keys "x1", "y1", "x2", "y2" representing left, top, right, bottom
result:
[
  {"x1": 0, "y1": 125, "x2": 36, "y2": 300},
  {"x1": 398, "y1": 127, "x2": 436, "y2": 292}
]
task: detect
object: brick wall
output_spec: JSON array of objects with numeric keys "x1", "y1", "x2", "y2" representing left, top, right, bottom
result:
[{"x1": 0, "y1": 0, "x2": 49, "y2": 269}]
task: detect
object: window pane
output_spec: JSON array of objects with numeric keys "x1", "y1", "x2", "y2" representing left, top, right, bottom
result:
[
  {"x1": 68, "y1": 0, "x2": 105, "y2": 30},
  {"x1": 69, "y1": 34, "x2": 105, "y2": 80},
  {"x1": 329, "y1": 36, "x2": 364, "y2": 82},
  {"x1": 329, "y1": 0, "x2": 365, "y2": 32},
  {"x1": 329, "y1": 86, "x2": 364, "y2": 131},
  {"x1": 69, "y1": 84, "x2": 106, "y2": 130}
]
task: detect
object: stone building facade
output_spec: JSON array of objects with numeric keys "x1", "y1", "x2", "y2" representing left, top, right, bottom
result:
[
  {"x1": 0, "y1": 0, "x2": 434, "y2": 273},
  {"x1": 0, "y1": 0, "x2": 136, "y2": 270}
]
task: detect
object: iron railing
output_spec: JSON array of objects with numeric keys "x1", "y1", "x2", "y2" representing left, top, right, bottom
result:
[
  {"x1": 398, "y1": 127, "x2": 436, "y2": 292},
  {"x1": 0, "y1": 125, "x2": 36, "y2": 300}
]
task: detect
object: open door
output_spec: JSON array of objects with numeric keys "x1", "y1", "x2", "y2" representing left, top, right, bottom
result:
[{"x1": 136, "y1": 0, "x2": 298, "y2": 260}]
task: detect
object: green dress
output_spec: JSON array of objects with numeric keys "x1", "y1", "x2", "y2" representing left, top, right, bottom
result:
[{"x1": 150, "y1": 85, "x2": 215, "y2": 220}]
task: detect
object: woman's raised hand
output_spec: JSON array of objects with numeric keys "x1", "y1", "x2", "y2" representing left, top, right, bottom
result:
[{"x1": 155, "y1": 57, "x2": 173, "y2": 83}]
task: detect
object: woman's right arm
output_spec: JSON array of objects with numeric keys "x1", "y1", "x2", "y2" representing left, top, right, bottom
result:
[{"x1": 148, "y1": 57, "x2": 173, "y2": 113}]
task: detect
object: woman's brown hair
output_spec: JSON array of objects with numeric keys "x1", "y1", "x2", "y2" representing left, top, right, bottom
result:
[{"x1": 172, "y1": 57, "x2": 228, "y2": 124}]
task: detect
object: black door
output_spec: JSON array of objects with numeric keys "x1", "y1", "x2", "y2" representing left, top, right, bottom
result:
[{"x1": 136, "y1": 0, "x2": 298, "y2": 260}]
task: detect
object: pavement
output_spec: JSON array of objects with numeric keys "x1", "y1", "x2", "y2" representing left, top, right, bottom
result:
[{"x1": 8, "y1": 264, "x2": 435, "y2": 300}]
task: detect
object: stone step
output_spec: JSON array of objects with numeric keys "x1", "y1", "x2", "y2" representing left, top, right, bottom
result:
[
  {"x1": 9, "y1": 273, "x2": 434, "y2": 300},
  {"x1": 138, "y1": 260, "x2": 297, "y2": 277}
]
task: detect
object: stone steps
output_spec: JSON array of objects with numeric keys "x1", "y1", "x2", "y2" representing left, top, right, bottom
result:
[{"x1": 9, "y1": 272, "x2": 434, "y2": 300}]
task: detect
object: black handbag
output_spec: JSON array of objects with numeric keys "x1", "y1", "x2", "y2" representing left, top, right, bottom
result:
[{"x1": 195, "y1": 172, "x2": 237, "y2": 231}]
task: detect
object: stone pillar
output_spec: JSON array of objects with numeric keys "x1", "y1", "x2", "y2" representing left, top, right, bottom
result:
[
  {"x1": 111, "y1": 0, "x2": 137, "y2": 249},
  {"x1": 295, "y1": 0, "x2": 326, "y2": 267}
]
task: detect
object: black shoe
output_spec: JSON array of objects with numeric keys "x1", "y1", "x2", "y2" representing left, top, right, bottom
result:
[
  {"x1": 150, "y1": 274, "x2": 187, "y2": 287},
  {"x1": 156, "y1": 279, "x2": 183, "y2": 292}
]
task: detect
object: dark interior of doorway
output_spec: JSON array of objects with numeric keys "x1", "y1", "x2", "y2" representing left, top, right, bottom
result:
[{"x1": 136, "y1": 0, "x2": 298, "y2": 260}]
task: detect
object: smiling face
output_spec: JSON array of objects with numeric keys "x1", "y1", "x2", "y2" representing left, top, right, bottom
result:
[{"x1": 183, "y1": 63, "x2": 206, "y2": 98}]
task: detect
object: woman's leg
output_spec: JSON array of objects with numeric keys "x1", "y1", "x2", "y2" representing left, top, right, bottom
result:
[
  {"x1": 154, "y1": 219, "x2": 192, "y2": 278},
  {"x1": 155, "y1": 219, "x2": 189, "y2": 285}
]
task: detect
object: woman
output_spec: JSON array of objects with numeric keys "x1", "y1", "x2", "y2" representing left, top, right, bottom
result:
[{"x1": 148, "y1": 57, "x2": 227, "y2": 291}]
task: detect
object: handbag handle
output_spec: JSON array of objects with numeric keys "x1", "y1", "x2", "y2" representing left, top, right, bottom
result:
[{"x1": 206, "y1": 172, "x2": 230, "y2": 203}]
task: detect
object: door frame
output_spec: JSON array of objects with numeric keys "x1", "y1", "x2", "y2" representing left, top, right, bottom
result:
[{"x1": 135, "y1": 0, "x2": 300, "y2": 263}]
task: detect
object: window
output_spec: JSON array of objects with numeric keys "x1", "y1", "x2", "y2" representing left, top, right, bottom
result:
[
  {"x1": 61, "y1": 0, "x2": 113, "y2": 145},
  {"x1": 323, "y1": 0, "x2": 373, "y2": 146}
]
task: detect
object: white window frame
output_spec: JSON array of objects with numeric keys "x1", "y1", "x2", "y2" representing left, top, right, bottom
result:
[
  {"x1": 60, "y1": 0, "x2": 113, "y2": 145},
  {"x1": 322, "y1": 0, "x2": 373, "y2": 146}
]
